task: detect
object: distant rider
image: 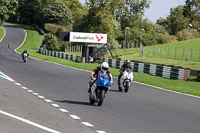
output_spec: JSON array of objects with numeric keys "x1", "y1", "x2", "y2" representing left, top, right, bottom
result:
[
  {"x1": 88, "y1": 62, "x2": 113, "y2": 93},
  {"x1": 21, "y1": 49, "x2": 29, "y2": 60},
  {"x1": 118, "y1": 59, "x2": 132, "y2": 86},
  {"x1": 8, "y1": 43, "x2": 11, "y2": 48}
]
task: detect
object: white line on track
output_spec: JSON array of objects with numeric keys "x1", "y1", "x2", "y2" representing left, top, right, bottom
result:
[
  {"x1": 51, "y1": 104, "x2": 60, "y2": 108},
  {"x1": 59, "y1": 109, "x2": 68, "y2": 113},
  {"x1": 44, "y1": 99, "x2": 53, "y2": 103},
  {"x1": 27, "y1": 90, "x2": 33, "y2": 93},
  {"x1": 81, "y1": 122, "x2": 94, "y2": 127},
  {"x1": 0, "y1": 110, "x2": 62, "y2": 133},
  {"x1": 33, "y1": 93, "x2": 39, "y2": 96},
  {"x1": 0, "y1": 71, "x2": 15, "y2": 82},
  {"x1": 38, "y1": 96, "x2": 45, "y2": 99},
  {"x1": 69, "y1": 115, "x2": 81, "y2": 120},
  {"x1": 15, "y1": 83, "x2": 21, "y2": 86},
  {"x1": 22, "y1": 87, "x2": 28, "y2": 90},
  {"x1": 96, "y1": 131, "x2": 107, "y2": 133}
]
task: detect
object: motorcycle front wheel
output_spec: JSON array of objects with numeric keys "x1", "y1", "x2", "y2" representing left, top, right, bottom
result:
[
  {"x1": 97, "y1": 89, "x2": 105, "y2": 106},
  {"x1": 125, "y1": 81, "x2": 129, "y2": 92}
]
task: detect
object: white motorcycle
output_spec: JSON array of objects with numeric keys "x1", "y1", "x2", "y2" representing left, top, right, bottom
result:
[
  {"x1": 23, "y1": 53, "x2": 28, "y2": 62},
  {"x1": 118, "y1": 69, "x2": 134, "y2": 92}
]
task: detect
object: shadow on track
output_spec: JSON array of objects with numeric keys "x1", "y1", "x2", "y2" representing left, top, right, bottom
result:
[
  {"x1": 109, "y1": 89, "x2": 121, "y2": 93},
  {"x1": 55, "y1": 100, "x2": 93, "y2": 106}
]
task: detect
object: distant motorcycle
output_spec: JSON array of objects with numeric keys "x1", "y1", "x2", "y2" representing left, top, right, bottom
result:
[
  {"x1": 8, "y1": 43, "x2": 11, "y2": 48},
  {"x1": 118, "y1": 69, "x2": 134, "y2": 92},
  {"x1": 89, "y1": 71, "x2": 111, "y2": 106},
  {"x1": 22, "y1": 53, "x2": 28, "y2": 62}
]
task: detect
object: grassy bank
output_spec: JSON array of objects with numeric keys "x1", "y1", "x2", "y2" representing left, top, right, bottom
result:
[
  {"x1": 14, "y1": 23, "x2": 200, "y2": 97},
  {"x1": 110, "y1": 39, "x2": 200, "y2": 70},
  {"x1": 0, "y1": 26, "x2": 4, "y2": 40}
]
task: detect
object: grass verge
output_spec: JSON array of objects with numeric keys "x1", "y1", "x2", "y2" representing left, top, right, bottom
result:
[
  {"x1": 0, "y1": 26, "x2": 4, "y2": 40},
  {"x1": 14, "y1": 23, "x2": 200, "y2": 97},
  {"x1": 110, "y1": 39, "x2": 200, "y2": 70}
]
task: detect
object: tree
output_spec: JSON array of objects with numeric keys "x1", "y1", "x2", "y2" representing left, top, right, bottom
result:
[
  {"x1": 116, "y1": 0, "x2": 151, "y2": 29},
  {"x1": 156, "y1": 0, "x2": 200, "y2": 36},
  {"x1": 81, "y1": 0, "x2": 123, "y2": 47},
  {"x1": 18, "y1": 0, "x2": 40, "y2": 23},
  {"x1": 40, "y1": 1, "x2": 73, "y2": 27},
  {"x1": 166, "y1": 5, "x2": 189, "y2": 35},
  {"x1": 0, "y1": 0, "x2": 18, "y2": 25},
  {"x1": 62, "y1": 0, "x2": 88, "y2": 31}
]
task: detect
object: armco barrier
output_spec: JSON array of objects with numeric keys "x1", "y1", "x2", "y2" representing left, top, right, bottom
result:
[
  {"x1": 197, "y1": 70, "x2": 200, "y2": 81},
  {"x1": 38, "y1": 49, "x2": 82, "y2": 63},
  {"x1": 103, "y1": 58, "x2": 190, "y2": 81}
]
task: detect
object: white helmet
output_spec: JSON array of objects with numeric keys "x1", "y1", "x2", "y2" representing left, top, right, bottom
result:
[{"x1": 101, "y1": 62, "x2": 109, "y2": 73}]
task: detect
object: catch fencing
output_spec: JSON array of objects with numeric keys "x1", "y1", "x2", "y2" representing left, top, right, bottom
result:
[
  {"x1": 103, "y1": 58, "x2": 190, "y2": 81},
  {"x1": 113, "y1": 44, "x2": 200, "y2": 62}
]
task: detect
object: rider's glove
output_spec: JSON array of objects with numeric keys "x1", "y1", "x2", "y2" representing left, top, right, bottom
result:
[{"x1": 109, "y1": 81, "x2": 113, "y2": 87}]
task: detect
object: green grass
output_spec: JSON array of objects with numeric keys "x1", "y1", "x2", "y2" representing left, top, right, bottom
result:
[
  {"x1": 110, "y1": 39, "x2": 200, "y2": 70},
  {"x1": 0, "y1": 26, "x2": 4, "y2": 40},
  {"x1": 10, "y1": 23, "x2": 45, "y2": 54},
  {"x1": 13, "y1": 23, "x2": 200, "y2": 97}
]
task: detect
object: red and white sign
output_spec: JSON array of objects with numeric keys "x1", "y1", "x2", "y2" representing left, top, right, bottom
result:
[{"x1": 70, "y1": 32, "x2": 107, "y2": 44}]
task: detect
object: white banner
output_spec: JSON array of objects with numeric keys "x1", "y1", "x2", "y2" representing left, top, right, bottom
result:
[{"x1": 70, "y1": 32, "x2": 107, "y2": 43}]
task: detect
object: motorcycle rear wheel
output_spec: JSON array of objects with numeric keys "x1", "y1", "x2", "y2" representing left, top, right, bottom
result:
[{"x1": 118, "y1": 86, "x2": 122, "y2": 92}]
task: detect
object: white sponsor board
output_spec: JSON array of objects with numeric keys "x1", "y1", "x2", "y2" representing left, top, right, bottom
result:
[{"x1": 70, "y1": 32, "x2": 107, "y2": 43}]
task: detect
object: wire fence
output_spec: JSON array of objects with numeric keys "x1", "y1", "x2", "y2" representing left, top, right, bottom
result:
[
  {"x1": 111, "y1": 43, "x2": 200, "y2": 62},
  {"x1": 143, "y1": 47, "x2": 200, "y2": 62}
]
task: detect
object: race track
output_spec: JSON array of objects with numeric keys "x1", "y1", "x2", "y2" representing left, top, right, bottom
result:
[{"x1": 0, "y1": 24, "x2": 200, "y2": 133}]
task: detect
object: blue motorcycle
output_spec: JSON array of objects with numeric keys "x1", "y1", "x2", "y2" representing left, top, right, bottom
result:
[{"x1": 89, "y1": 71, "x2": 111, "y2": 106}]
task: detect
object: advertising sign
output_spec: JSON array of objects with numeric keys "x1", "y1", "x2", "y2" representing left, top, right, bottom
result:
[{"x1": 69, "y1": 32, "x2": 107, "y2": 43}]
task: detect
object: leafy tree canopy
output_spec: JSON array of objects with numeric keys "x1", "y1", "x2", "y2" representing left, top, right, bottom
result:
[{"x1": 0, "y1": 0, "x2": 18, "y2": 25}]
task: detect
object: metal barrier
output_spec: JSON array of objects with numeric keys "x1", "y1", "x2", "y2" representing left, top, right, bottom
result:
[
  {"x1": 103, "y1": 58, "x2": 190, "y2": 81},
  {"x1": 197, "y1": 70, "x2": 200, "y2": 81},
  {"x1": 38, "y1": 48, "x2": 82, "y2": 63}
]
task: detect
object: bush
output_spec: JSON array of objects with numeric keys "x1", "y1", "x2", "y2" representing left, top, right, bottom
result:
[
  {"x1": 45, "y1": 23, "x2": 68, "y2": 37},
  {"x1": 176, "y1": 29, "x2": 200, "y2": 41},
  {"x1": 43, "y1": 35, "x2": 60, "y2": 51},
  {"x1": 160, "y1": 33, "x2": 177, "y2": 43}
]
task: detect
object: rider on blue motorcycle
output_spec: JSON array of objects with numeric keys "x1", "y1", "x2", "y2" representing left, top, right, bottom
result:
[{"x1": 88, "y1": 62, "x2": 113, "y2": 93}]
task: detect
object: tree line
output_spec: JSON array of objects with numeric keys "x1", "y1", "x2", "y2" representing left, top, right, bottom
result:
[{"x1": 0, "y1": 0, "x2": 200, "y2": 51}]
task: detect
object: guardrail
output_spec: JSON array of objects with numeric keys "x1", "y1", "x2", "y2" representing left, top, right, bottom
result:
[
  {"x1": 103, "y1": 58, "x2": 190, "y2": 81},
  {"x1": 197, "y1": 70, "x2": 200, "y2": 82},
  {"x1": 38, "y1": 48, "x2": 82, "y2": 63}
]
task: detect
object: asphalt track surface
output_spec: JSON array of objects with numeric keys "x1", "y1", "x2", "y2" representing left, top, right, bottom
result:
[{"x1": 0, "y1": 24, "x2": 200, "y2": 133}]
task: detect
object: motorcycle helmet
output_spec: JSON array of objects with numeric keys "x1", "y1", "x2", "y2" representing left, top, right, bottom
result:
[
  {"x1": 101, "y1": 62, "x2": 109, "y2": 73},
  {"x1": 125, "y1": 59, "x2": 131, "y2": 67}
]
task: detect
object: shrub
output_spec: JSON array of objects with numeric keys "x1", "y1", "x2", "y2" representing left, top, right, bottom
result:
[
  {"x1": 43, "y1": 35, "x2": 60, "y2": 51},
  {"x1": 45, "y1": 23, "x2": 68, "y2": 37},
  {"x1": 176, "y1": 29, "x2": 200, "y2": 41}
]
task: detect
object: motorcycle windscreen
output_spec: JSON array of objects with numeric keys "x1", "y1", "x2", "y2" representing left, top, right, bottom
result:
[{"x1": 96, "y1": 71, "x2": 110, "y2": 88}]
